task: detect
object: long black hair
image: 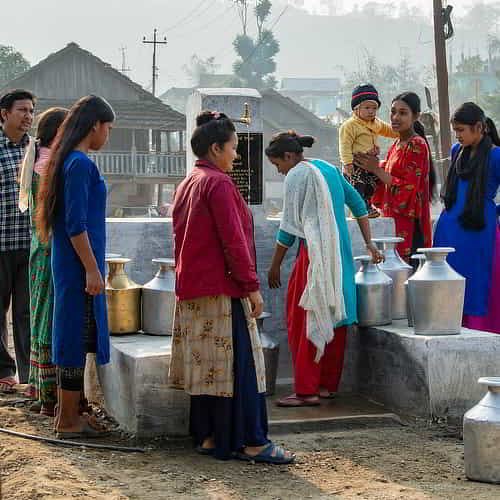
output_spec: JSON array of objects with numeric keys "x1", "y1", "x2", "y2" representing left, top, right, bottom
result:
[
  {"x1": 265, "y1": 130, "x2": 315, "y2": 158},
  {"x1": 37, "y1": 95, "x2": 115, "y2": 243},
  {"x1": 393, "y1": 92, "x2": 437, "y2": 201},
  {"x1": 34, "y1": 107, "x2": 68, "y2": 160},
  {"x1": 443, "y1": 102, "x2": 500, "y2": 230}
]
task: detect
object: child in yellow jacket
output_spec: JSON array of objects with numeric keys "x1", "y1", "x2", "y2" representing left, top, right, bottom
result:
[{"x1": 339, "y1": 84, "x2": 399, "y2": 217}]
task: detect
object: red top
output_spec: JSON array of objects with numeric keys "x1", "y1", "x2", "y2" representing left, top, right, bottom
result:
[
  {"x1": 172, "y1": 159, "x2": 259, "y2": 300},
  {"x1": 372, "y1": 135, "x2": 433, "y2": 260}
]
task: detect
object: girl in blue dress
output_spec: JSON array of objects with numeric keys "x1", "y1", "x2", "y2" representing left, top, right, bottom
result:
[
  {"x1": 434, "y1": 102, "x2": 500, "y2": 331},
  {"x1": 37, "y1": 95, "x2": 115, "y2": 438}
]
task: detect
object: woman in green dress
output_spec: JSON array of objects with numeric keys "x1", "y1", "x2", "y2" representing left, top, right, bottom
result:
[{"x1": 22, "y1": 108, "x2": 67, "y2": 415}]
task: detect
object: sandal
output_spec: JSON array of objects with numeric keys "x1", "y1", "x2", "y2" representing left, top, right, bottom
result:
[
  {"x1": 275, "y1": 394, "x2": 320, "y2": 407},
  {"x1": 0, "y1": 378, "x2": 17, "y2": 394},
  {"x1": 235, "y1": 443, "x2": 295, "y2": 465},
  {"x1": 56, "y1": 421, "x2": 110, "y2": 440},
  {"x1": 40, "y1": 404, "x2": 56, "y2": 417},
  {"x1": 319, "y1": 391, "x2": 337, "y2": 399},
  {"x1": 195, "y1": 445, "x2": 215, "y2": 456},
  {"x1": 30, "y1": 401, "x2": 43, "y2": 413}
]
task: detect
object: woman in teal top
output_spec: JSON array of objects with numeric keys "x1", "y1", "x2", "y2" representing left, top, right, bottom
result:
[{"x1": 267, "y1": 132, "x2": 382, "y2": 407}]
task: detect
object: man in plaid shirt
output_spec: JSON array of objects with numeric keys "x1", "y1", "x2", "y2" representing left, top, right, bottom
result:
[{"x1": 0, "y1": 89, "x2": 35, "y2": 392}]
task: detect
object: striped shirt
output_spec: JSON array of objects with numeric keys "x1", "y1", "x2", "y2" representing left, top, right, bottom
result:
[{"x1": 0, "y1": 128, "x2": 31, "y2": 251}]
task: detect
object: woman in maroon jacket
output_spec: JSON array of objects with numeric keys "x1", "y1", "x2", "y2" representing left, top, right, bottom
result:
[{"x1": 169, "y1": 111, "x2": 294, "y2": 464}]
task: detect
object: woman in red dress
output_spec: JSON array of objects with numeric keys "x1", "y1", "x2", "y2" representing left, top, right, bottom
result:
[{"x1": 354, "y1": 92, "x2": 437, "y2": 263}]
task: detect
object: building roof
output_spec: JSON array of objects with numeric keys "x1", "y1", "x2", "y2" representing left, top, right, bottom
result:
[
  {"x1": 1, "y1": 42, "x2": 185, "y2": 131},
  {"x1": 281, "y1": 77, "x2": 342, "y2": 92},
  {"x1": 260, "y1": 88, "x2": 334, "y2": 130}
]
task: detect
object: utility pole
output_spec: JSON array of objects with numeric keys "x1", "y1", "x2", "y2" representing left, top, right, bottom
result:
[
  {"x1": 433, "y1": 0, "x2": 452, "y2": 182},
  {"x1": 119, "y1": 46, "x2": 131, "y2": 74},
  {"x1": 142, "y1": 28, "x2": 167, "y2": 97}
]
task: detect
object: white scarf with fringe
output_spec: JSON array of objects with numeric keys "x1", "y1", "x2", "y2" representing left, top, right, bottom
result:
[{"x1": 280, "y1": 160, "x2": 346, "y2": 362}]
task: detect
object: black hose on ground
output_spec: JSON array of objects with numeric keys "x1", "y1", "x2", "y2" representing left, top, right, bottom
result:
[{"x1": 0, "y1": 427, "x2": 145, "y2": 453}]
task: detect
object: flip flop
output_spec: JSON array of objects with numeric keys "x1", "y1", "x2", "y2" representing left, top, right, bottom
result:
[
  {"x1": 0, "y1": 378, "x2": 17, "y2": 394},
  {"x1": 195, "y1": 445, "x2": 215, "y2": 456},
  {"x1": 235, "y1": 443, "x2": 295, "y2": 465},
  {"x1": 56, "y1": 421, "x2": 110, "y2": 440},
  {"x1": 275, "y1": 394, "x2": 320, "y2": 407},
  {"x1": 319, "y1": 391, "x2": 337, "y2": 399},
  {"x1": 40, "y1": 404, "x2": 56, "y2": 417}
]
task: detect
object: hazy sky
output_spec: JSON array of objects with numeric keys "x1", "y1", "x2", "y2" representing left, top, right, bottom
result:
[{"x1": 1, "y1": 0, "x2": 496, "y2": 93}]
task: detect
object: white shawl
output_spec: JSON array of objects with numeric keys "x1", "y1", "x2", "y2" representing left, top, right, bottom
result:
[
  {"x1": 280, "y1": 160, "x2": 346, "y2": 362},
  {"x1": 18, "y1": 137, "x2": 35, "y2": 213}
]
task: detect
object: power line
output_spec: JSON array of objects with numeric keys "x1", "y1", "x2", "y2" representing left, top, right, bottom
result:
[
  {"x1": 160, "y1": 0, "x2": 214, "y2": 36},
  {"x1": 174, "y1": 2, "x2": 237, "y2": 41}
]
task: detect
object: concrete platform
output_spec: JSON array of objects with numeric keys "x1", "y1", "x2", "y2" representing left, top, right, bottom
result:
[
  {"x1": 353, "y1": 321, "x2": 500, "y2": 420},
  {"x1": 97, "y1": 334, "x2": 190, "y2": 438},
  {"x1": 98, "y1": 334, "x2": 397, "y2": 438}
]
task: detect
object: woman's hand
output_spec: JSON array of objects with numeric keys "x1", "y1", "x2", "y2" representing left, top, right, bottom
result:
[
  {"x1": 353, "y1": 152, "x2": 380, "y2": 173},
  {"x1": 268, "y1": 265, "x2": 281, "y2": 289},
  {"x1": 248, "y1": 290, "x2": 264, "y2": 318},
  {"x1": 343, "y1": 164, "x2": 354, "y2": 177},
  {"x1": 366, "y1": 243, "x2": 384, "y2": 264},
  {"x1": 86, "y1": 268, "x2": 105, "y2": 295}
]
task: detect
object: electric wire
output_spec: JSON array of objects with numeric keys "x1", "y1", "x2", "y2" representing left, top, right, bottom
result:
[{"x1": 160, "y1": 0, "x2": 214, "y2": 36}]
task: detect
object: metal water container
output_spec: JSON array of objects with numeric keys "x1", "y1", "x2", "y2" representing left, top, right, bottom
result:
[
  {"x1": 372, "y1": 237, "x2": 412, "y2": 320},
  {"x1": 354, "y1": 255, "x2": 392, "y2": 327},
  {"x1": 464, "y1": 377, "x2": 500, "y2": 483},
  {"x1": 142, "y1": 258, "x2": 176, "y2": 336},
  {"x1": 408, "y1": 247, "x2": 465, "y2": 335},
  {"x1": 105, "y1": 253, "x2": 121, "y2": 276},
  {"x1": 105, "y1": 257, "x2": 142, "y2": 334},
  {"x1": 406, "y1": 254, "x2": 426, "y2": 327},
  {"x1": 256, "y1": 312, "x2": 279, "y2": 396}
]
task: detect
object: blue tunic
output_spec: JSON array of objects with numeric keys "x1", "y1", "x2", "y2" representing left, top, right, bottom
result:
[
  {"x1": 52, "y1": 151, "x2": 109, "y2": 366},
  {"x1": 278, "y1": 158, "x2": 368, "y2": 327},
  {"x1": 433, "y1": 144, "x2": 500, "y2": 316}
]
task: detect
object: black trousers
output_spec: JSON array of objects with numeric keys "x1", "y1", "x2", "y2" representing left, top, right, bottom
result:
[{"x1": 0, "y1": 250, "x2": 30, "y2": 382}]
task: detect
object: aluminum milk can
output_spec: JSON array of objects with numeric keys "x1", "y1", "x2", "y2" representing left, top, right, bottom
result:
[
  {"x1": 105, "y1": 257, "x2": 142, "y2": 334},
  {"x1": 142, "y1": 258, "x2": 176, "y2": 336},
  {"x1": 372, "y1": 237, "x2": 412, "y2": 320},
  {"x1": 407, "y1": 247, "x2": 465, "y2": 335},
  {"x1": 256, "y1": 312, "x2": 279, "y2": 396},
  {"x1": 406, "y1": 254, "x2": 426, "y2": 327},
  {"x1": 464, "y1": 377, "x2": 500, "y2": 483},
  {"x1": 354, "y1": 255, "x2": 393, "y2": 327}
]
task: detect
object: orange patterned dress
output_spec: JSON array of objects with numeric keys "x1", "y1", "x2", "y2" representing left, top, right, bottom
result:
[{"x1": 372, "y1": 135, "x2": 432, "y2": 261}]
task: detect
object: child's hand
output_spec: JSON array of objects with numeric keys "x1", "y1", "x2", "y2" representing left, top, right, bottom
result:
[
  {"x1": 368, "y1": 146, "x2": 380, "y2": 157},
  {"x1": 343, "y1": 164, "x2": 354, "y2": 177}
]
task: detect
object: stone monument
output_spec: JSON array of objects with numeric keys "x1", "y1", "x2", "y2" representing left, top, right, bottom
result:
[{"x1": 186, "y1": 88, "x2": 264, "y2": 204}]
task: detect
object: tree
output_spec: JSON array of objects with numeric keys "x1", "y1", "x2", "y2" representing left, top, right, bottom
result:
[
  {"x1": 182, "y1": 54, "x2": 219, "y2": 86},
  {"x1": 0, "y1": 45, "x2": 30, "y2": 87},
  {"x1": 456, "y1": 55, "x2": 486, "y2": 74},
  {"x1": 232, "y1": 0, "x2": 280, "y2": 89}
]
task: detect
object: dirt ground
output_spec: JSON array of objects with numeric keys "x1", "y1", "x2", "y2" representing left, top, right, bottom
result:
[{"x1": 1, "y1": 393, "x2": 499, "y2": 500}]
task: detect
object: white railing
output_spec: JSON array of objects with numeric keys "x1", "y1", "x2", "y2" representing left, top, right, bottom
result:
[{"x1": 89, "y1": 151, "x2": 186, "y2": 178}]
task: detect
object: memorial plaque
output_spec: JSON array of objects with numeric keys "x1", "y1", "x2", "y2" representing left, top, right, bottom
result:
[{"x1": 230, "y1": 132, "x2": 263, "y2": 205}]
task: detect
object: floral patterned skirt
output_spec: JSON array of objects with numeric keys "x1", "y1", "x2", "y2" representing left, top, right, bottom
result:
[{"x1": 168, "y1": 295, "x2": 266, "y2": 397}]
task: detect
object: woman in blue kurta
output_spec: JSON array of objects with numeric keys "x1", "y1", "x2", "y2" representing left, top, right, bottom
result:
[
  {"x1": 37, "y1": 95, "x2": 115, "y2": 438},
  {"x1": 266, "y1": 132, "x2": 383, "y2": 407},
  {"x1": 434, "y1": 102, "x2": 500, "y2": 332}
]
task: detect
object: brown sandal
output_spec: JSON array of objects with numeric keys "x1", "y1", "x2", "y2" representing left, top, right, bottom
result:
[{"x1": 276, "y1": 394, "x2": 320, "y2": 407}]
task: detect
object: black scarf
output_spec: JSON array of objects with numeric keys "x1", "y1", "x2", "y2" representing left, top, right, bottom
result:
[{"x1": 443, "y1": 135, "x2": 491, "y2": 230}]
